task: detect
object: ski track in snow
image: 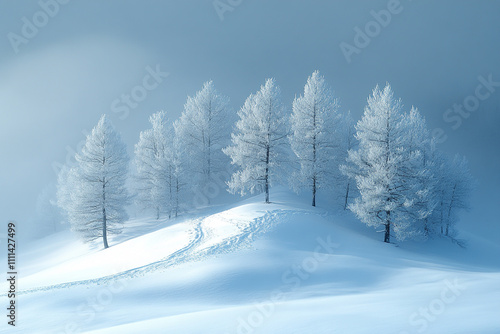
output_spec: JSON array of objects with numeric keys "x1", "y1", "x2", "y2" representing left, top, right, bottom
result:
[{"x1": 14, "y1": 209, "x2": 292, "y2": 296}]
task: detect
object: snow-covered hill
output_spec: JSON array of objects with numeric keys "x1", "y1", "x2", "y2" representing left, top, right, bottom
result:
[{"x1": 2, "y1": 189, "x2": 499, "y2": 333}]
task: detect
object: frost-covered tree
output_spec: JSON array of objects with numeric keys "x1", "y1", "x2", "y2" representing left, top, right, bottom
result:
[
  {"x1": 57, "y1": 115, "x2": 129, "y2": 249},
  {"x1": 223, "y1": 78, "x2": 288, "y2": 203},
  {"x1": 430, "y1": 153, "x2": 473, "y2": 237},
  {"x1": 344, "y1": 84, "x2": 434, "y2": 243},
  {"x1": 289, "y1": 71, "x2": 341, "y2": 206},
  {"x1": 174, "y1": 81, "x2": 231, "y2": 202},
  {"x1": 169, "y1": 136, "x2": 185, "y2": 216},
  {"x1": 134, "y1": 111, "x2": 183, "y2": 219},
  {"x1": 402, "y1": 107, "x2": 438, "y2": 237},
  {"x1": 35, "y1": 184, "x2": 63, "y2": 237},
  {"x1": 337, "y1": 111, "x2": 357, "y2": 210},
  {"x1": 56, "y1": 165, "x2": 74, "y2": 222}
]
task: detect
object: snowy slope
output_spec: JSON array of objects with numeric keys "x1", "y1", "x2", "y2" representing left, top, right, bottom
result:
[{"x1": 1, "y1": 189, "x2": 499, "y2": 334}]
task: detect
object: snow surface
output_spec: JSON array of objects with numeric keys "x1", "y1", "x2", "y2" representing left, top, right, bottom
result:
[{"x1": 1, "y1": 189, "x2": 499, "y2": 333}]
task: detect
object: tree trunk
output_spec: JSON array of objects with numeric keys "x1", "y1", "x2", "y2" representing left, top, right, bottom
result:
[
  {"x1": 440, "y1": 196, "x2": 444, "y2": 234},
  {"x1": 207, "y1": 100, "x2": 212, "y2": 205},
  {"x1": 265, "y1": 170, "x2": 270, "y2": 203},
  {"x1": 265, "y1": 143, "x2": 270, "y2": 204},
  {"x1": 207, "y1": 138, "x2": 211, "y2": 206},
  {"x1": 343, "y1": 182, "x2": 350, "y2": 210},
  {"x1": 384, "y1": 211, "x2": 391, "y2": 243},
  {"x1": 102, "y1": 178, "x2": 109, "y2": 249},
  {"x1": 446, "y1": 184, "x2": 457, "y2": 236},
  {"x1": 312, "y1": 105, "x2": 317, "y2": 207},
  {"x1": 384, "y1": 117, "x2": 391, "y2": 244},
  {"x1": 169, "y1": 166, "x2": 173, "y2": 218},
  {"x1": 175, "y1": 177, "x2": 179, "y2": 218},
  {"x1": 312, "y1": 177, "x2": 316, "y2": 207}
]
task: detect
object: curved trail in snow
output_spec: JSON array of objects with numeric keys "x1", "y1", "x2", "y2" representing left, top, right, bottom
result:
[
  {"x1": 16, "y1": 219, "x2": 205, "y2": 295},
  {"x1": 14, "y1": 209, "x2": 291, "y2": 295}
]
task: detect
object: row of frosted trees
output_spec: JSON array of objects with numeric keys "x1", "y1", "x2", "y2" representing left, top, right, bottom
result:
[{"x1": 56, "y1": 71, "x2": 473, "y2": 248}]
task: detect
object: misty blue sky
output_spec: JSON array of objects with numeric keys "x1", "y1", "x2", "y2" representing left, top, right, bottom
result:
[{"x1": 0, "y1": 0, "x2": 499, "y2": 241}]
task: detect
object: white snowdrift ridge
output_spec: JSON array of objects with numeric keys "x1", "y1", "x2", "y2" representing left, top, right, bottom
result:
[{"x1": 1, "y1": 189, "x2": 499, "y2": 333}]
